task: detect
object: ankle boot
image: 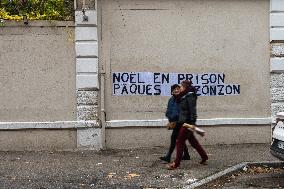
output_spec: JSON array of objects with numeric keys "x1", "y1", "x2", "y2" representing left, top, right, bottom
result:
[
  {"x1": 182, "y1": 154, "x2": 191, "y2": 160},
  {"x1": 159, "y1": 156, "x2": 171, "y2": 163}
]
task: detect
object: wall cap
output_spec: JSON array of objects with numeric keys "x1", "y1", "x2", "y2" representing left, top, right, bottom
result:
[
  {"x1": 106, "y1": 118, "x2": 272, "y2": 127},
  {"x1": 0, "y1": 121, "x2": 99, "y2": 130},
  {"x1": 0, "y1": 20, "x2": 74, "y2": 27}
]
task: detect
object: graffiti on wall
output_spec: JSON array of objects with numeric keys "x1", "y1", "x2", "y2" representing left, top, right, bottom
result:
[{"x1": 112, "y1": 72, "x2": 240, "y2": 96}]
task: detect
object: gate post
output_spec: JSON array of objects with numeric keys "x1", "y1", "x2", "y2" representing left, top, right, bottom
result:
[{"x1": 75, "y1": 0, "x2": 101, "y2": 150}]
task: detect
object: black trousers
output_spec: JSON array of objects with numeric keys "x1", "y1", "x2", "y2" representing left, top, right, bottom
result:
[{"x1": 166, "y1": 125, "x2": 190, "y2": 158}]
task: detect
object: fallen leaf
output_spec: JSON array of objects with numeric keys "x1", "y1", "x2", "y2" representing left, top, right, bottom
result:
[
  {"x1": 128, "y1": 173, "x2": 140, "y2": 178},
  {"x1": 107, "y1": 172, "x2": 116, "y2": 179},
  {"x1": 255, "y1": 167, "x2": 264, "y2": 173},
  {"x1": 124, "y1": 173, "x2": 140, "y2": 180}
]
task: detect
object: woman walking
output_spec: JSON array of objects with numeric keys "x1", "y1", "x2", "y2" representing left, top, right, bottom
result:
[
  {"x1": 168, "y1": 80, "x2": 208, "y2": 170},
  {"x1": 160, "y1": 84, "x2": 190, "y2": 163}
]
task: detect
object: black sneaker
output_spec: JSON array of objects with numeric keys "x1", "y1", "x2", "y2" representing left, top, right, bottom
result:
[
  {"x1": 159, "y1": 156, "x2": 171, "y2": 163},
  {"x1": 182, "y1": 155, "x2": 191, "y2": 160}
]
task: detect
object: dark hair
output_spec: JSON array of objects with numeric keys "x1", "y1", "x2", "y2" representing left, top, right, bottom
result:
[
  {"x1": 171, "y1": 84, "x2": 180, "y2": 93},
  {"x1": 181, "y1": 80, "x2": 197, "y2": 93}
]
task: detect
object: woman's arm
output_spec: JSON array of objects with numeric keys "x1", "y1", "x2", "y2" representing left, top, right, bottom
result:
[
  {"x1": 187, "y1": 94, "x2": 197, "y2": 124},
  {"x1": 165, "y1": 98, "x2": 171, "y2": 120}
]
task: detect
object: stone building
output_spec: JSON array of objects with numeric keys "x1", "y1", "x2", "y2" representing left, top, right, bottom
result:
[{"x1": 0, "y1": 0, "x2": 283, "y2": 150}]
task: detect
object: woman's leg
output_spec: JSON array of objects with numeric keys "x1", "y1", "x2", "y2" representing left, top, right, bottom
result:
[
  {"x1": 163, "y1": 126, "x2": 190, "y2": 162},
  {"x1": 166, "y1": 127, "x2": 179, "y2": 158},
  {"x1": 161, "y1": 127, "x2": 179, "y2": 162},
  {"x1": 187, "y1": 131, "x2": 208, "y2": 163},
  {"x1": 174, "y1": 127, "x2": 188, "y2": 167},
  {"x1": 182, "y1": 145, "x2": 190, "y2": 160}
]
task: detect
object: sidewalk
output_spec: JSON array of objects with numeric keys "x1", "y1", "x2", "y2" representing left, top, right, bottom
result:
[{"x1": 0, "y1": 143, "x2": 280, "y2": 189}]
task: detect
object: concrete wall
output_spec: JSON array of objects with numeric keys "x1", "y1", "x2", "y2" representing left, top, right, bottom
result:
[
  {"x1": 99, "y1": 0, "x2": 271, "y2": 148},
  {"x1": 106, "y1": 125, "x2": 271, "y2": 149},
  {"x1": 0, "y1": 21, "x2": 77, "y2": 122},
  {"x1": 101, "y1": 0, "x2": 270, "y2": 121},
  {"x1": 0, "y1": 129, "x2": 76, "y2": 151},
  {"x1": 0, "y1": 21, "x2": 81, "y2": 151}
]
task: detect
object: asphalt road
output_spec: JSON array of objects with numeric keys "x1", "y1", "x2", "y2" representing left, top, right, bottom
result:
[{"x1": 0, "y1": 144, "x2": 280, "y2": 189}]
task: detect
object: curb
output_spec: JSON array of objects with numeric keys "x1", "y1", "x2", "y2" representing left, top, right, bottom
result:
[{"x1": 183, "y1": 161, "x2": 284, "y2": 189}]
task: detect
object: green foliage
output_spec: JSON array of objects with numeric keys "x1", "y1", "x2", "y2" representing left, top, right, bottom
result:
[{"x1": 0, "y1": 0, "x2": 74, "y2": 20}]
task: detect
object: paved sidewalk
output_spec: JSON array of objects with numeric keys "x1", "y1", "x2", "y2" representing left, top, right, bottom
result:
[{"x1": 0, "y1": 144, "x2": 280, "y2": 189}]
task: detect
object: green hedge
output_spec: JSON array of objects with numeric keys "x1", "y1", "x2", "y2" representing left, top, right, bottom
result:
[{"x1": 0, "y1": 0, "x2": 74, "y2": 20}]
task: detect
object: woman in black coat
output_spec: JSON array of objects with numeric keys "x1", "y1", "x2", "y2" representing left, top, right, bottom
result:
[{"x1": 168, "y1": 80, "x2": 208, "y2": 170}]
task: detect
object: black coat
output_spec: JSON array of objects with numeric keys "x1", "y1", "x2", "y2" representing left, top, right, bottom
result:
[{"x1": 178, "y1": 92, "x2": 197, "y2": 125}]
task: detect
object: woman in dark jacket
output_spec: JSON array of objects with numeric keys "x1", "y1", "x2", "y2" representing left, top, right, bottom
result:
[
  {"x1": 160, "y1": 84, "x2": 190, "y2": 163},
  {"x1": 168, "y1": 80, "x2": 208, "y2": 170}
]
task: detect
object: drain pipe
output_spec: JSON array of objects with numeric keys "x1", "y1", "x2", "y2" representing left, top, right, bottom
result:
[
  {"x1": 97, "y1": 0, "x2": 106, "y2": 149},
  {"x1": 100, "y1": 73, "x2": 106, "y2": 149}
]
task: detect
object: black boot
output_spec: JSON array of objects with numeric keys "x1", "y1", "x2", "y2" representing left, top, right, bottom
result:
[
  {"x1": 182, "y1": 154, "x2": 191, "y2": 160},
  {"x1": 182, "y1": 147, "x2": 191, "y2": 160},
  {"x1": 159, "y1": 156, "x2": 171, "y2": 163}
]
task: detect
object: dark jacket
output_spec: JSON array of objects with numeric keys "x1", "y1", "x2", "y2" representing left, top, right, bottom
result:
[
  {"x1": 165, "y1": 96, "x2": 180, "y2": 122},
  {"x1": 178, "y1": 92, "x2": 197, "y2": 125}
]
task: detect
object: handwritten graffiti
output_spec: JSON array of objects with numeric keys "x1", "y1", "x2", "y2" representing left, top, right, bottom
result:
[{"x1": 112, "y1": 72, "x2": 240, "y2": 96}]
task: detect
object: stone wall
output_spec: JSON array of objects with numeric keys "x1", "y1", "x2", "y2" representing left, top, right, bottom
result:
[{"x1": 270, "y1": 0, "x2": 284, "y2": 118}]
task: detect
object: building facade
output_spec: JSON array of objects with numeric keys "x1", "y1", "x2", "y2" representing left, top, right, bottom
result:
[{"x1": 0, "y1": 0, "x2": 283, "y2": 150}]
